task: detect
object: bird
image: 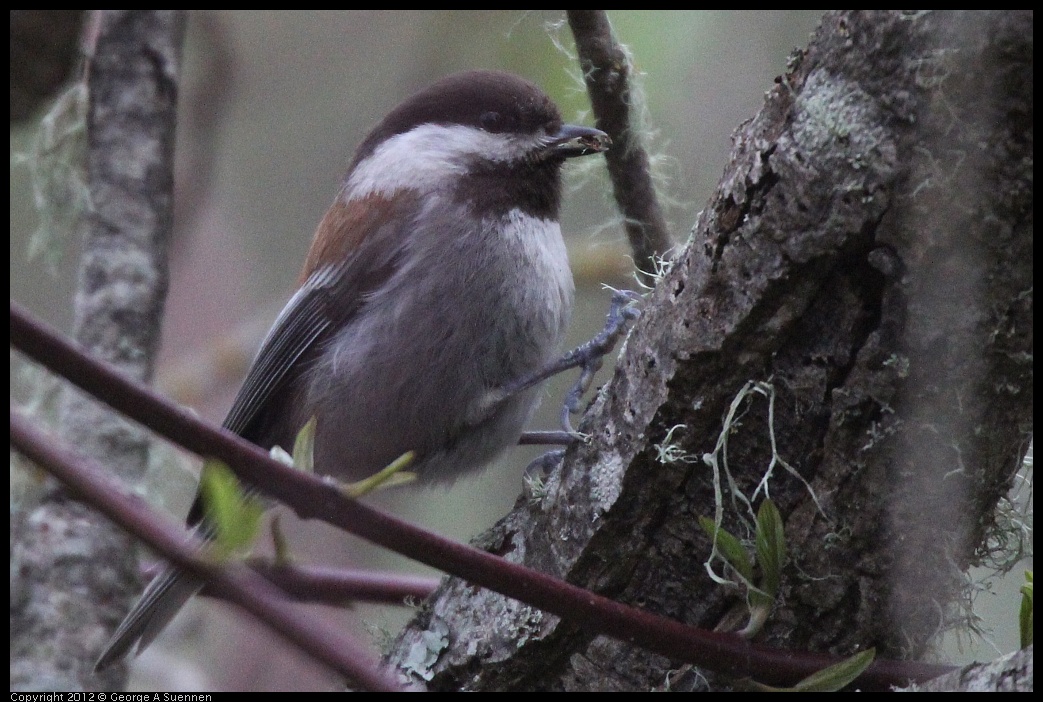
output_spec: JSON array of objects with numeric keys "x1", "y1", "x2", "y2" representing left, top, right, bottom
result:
[{"x1": 95, "y1": 69, "x2": 610, "y2": 670}]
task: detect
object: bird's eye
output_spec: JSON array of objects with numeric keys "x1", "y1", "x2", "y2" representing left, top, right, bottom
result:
[{"x1": 479, "y1": 111, "x2": 503, "y2": 132}]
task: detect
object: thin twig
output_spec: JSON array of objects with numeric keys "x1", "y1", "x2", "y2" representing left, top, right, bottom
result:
[
  {"x1": 567, "y1": 10, "x2": 674, "y2": 283},
  {"x1": 242, "y1": 564, "x2": 439, "y2": 605},
  {"x1": 10, "y1": 301, "x2": 958, "y2": 690},
  {"x1": 10, "y1": 409, "x2": 407, "y2": 692},
  {"x1": 12, "y1": 11, "x2": 185, "y2": 691}
]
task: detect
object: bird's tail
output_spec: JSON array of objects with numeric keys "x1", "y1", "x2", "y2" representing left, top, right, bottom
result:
[{"x1": 94, "y1": 566, "x2": 203, "y2": 671}]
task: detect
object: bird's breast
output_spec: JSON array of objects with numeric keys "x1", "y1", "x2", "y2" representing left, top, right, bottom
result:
[{"x1": 301, "y1": 202, "x2": 573, "y2": 482}]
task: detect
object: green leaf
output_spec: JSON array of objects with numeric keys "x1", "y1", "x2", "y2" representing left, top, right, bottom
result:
[
  {"x1": 738, "y1": 601, "x2": 772, "y2": 640},
  {"x1": 199, "y1": 458, "x2": 265, "y2": 559},
  {"x1": 269, "y1": 514, "x2": 292, "y2": 566},
  {"x1": 344, "y1": 451, "x2": 417, "y2": 498},
  {"x1": 755, "y1": 498, "x2": 786, "y2": 599},
  {"x1": 292, "y1": 416, "x2": 317, "y2": 473},
  {"x1": 792, "y1": 648, "x2": 875, "y2": 692},
  {"x1": 1020, "y1": 570, "x2": 1033, "y2": 649},
  {"x1": 699, "y1": 515, "x2": 754, "y2": 583}
]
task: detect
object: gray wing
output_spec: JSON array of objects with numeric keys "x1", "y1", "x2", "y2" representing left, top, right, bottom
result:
[
  {"x1": 95, "y1": 195, "x2": 417, "y2": 671},
  {"x1": 223, "y1": 196, "x2": 419, "y2": 440},
  {"x1": 221, "y1": 267, "x2": 339, "y2": 437}
]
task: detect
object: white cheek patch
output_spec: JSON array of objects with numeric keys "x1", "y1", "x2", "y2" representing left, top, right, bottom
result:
[
  {"x1": 345, "y1": 124, "x2": 544, "y2": 199},
  {"x1": 500, "y1": 209, "x2": 574, "y2": 316}
]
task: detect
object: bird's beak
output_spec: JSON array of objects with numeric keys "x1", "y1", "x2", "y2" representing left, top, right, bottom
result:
[{"x1": 549, "y1": 124, "x2": 611, "y2": 158}]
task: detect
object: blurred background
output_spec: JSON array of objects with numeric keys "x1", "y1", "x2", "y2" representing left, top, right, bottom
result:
[{"x1": 12, "y1": 11, "x2": 1025, "y2": 691}]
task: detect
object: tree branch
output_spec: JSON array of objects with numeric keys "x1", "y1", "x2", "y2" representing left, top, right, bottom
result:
[
  {"x1": 567, "y1": 10, "x2": 674, "y2": 282},
  {"x1": 9, "y1": 299, "x2": 953, "y2": 690},
  {"x1": 10, "y1": 408, "x2": 408, "y2": 692},
  {"x1": 385, "y1": 10, "x2": 1032, "y2": 691},
  {"x1": 10, "y1": 11, "x2": 186, "y2": 692}
]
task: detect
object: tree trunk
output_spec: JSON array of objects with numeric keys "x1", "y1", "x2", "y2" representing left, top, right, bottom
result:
[{"x1": 386, "y1": 10, "x2": 1033, "y2": 691}]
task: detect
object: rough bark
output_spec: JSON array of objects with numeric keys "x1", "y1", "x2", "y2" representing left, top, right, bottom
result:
[
  {"x1": 386, "y1": 11, "x2": 1033, "y2": 691},
  {"x1": 903, "y1": 644, "x2": 1032, "y2": 692},
  {"x1": 10, "y1": 11, "x2": 185, "y2": 692}
]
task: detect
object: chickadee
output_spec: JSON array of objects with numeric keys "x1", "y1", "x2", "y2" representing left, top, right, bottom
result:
[{"x1": 95, "y1": 70, "x2": 610, "y2": 670}]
